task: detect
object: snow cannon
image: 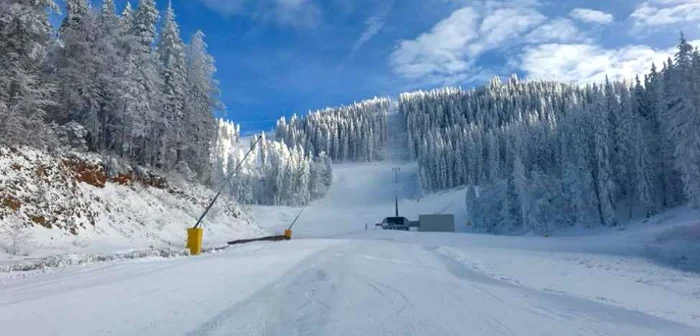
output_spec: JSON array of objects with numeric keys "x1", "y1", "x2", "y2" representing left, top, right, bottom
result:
[
  {"x1": 284, "y1": 229, "x2": 293, "y2": 239},
  {"x1": 188, "y1": 136, "x2": 264, "y2": 256},
  {"x1": 187, "y1": 227, "x2": 204, "y2": 255}
]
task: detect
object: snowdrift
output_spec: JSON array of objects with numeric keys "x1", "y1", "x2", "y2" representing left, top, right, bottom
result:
[{"x1": 0, "y1": 147, "x2": 265, "y2": 261}]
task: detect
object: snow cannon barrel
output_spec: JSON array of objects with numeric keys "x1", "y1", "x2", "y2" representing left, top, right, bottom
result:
[
  {"x1": 284, "y1": 229, "x2": 292, "y2": 239},
  {"x1": 187, "y1": 227, "x2": 204, "y2": 255}
]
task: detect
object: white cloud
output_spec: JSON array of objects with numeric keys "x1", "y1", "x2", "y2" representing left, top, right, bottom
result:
[
  {"x1": 390, "y1": 4, "x2": 547, "y2": 85},
  {"x1": 519, "y1": 43, "x2": 678, "y2": 83},
  {"x1": 200, "y1": 0, "x2": 321, "y2": 29},
  {"x1": 390, "y1": 0, "x2": 696, "y2": 87},
  {"x1": 390, "y1": 7, "x2": 480, "y2": 83},
  {"x1": 469, "y1": 7, "x2": 546, "y2": 55},
  {"x1": 348, "y1": 0, "x2": 395, "y2": 58},
  {"x1": 569, "y1": 8, "x2": 614, "y2": 24},
  {"x1": 525, "y1": 18, "x2": 586, "y2": 44},
  {"x1": 630, "y1": 0, "x2": 700, "y2": 29}
]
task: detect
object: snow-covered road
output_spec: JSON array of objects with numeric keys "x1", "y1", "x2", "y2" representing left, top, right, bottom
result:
[
  {"x1": 0, "y1": 240, "x2": 340, "y2": 335},
  {"x1": 2, "y1": 236, "x2": 698, "y2": 335},
  {"x1": 3, "y1": 162, "x2": 700, "y2": 335},
  {"x1": 189, "y1": 239, "x2": 697, "y2": 336}
]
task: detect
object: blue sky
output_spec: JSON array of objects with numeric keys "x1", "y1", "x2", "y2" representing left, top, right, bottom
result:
[{"x1": 57, "y1": 0, "x2": 700, "y2": 132}]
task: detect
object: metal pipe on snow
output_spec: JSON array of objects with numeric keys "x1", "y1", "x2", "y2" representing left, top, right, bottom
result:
[{"x1": 193, "y1": 135, "x2": 263, "y2": 229}]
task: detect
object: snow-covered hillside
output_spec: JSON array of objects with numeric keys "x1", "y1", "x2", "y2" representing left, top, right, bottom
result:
[
  {"x1": 0, "y1": 147, "x2": 265, "y2": 263},
  {"x1": 250, "y1": 161, "x2": 463, "y2": 237},
  {"x1": 253, "y1": 160, "x2": 700, "y2": 269}
]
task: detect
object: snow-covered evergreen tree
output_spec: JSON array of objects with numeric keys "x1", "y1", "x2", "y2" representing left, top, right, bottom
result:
[
  {"x1": 0, "y1": 0, "x2": 57, "y2": 146},
  {"x1": 512, "y1": 155, "x2": 528, "y2": 232},
  {"x1": 184, "y1": 30, "x2": 219, "y2": 181},
  {"x1": 52, "y1": 0, "x2": 103, "y2": 147},
  {"x1": 93, "y1": 0, "x2": 122, "y2": 151},
  {"x1": 126, "y1": 0, "x2": 163, "y2": 166},
  {"x1": 274, "y1": 98, "x2": 390, "y2": 162},
  {"x1": 211, "y1": 127, "x2": 332, "y2": 206},
  {"x1": 666, "y1": 34, "x2": 700, "y2": 207},
  {"x1": 398, "y1": 37, "x2": 700, "y2": 233},
  {"x1": 157, "y1": 1, "x2": 187, "y2": 170}
]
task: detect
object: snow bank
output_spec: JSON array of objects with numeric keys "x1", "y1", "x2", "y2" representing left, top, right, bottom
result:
[
  {"x1": 0, "y1": 244, "x2": 240, "y2": 278},
  {"x1": 433, "y1": 243, "x2": 700, "y2": 328},
  {"x1": 0, "y1": 146, "x2": 265, "y2": 262},
  {"x1": 0, "y1": 247, "x2": 189, "y2": 274},
  {"x1": 644, "y1": 210, "x2": 700, "y2": 272}
]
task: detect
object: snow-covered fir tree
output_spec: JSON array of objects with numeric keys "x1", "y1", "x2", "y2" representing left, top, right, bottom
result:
[
  {"x1": 0, "y1": 0, "x2": 322, "y2": 206},
  {"x1": 127, "y1": 0, "x2": 164, "y2": 167},
  {"x1": 157, "y1": 1, "x2": 187, "y2": 170},
  {"x1": 666, "y1": 34, "x2": 700, "y2": 208},
  {"x1": 0, "y1": 0, "x2": 57, "y2": 146},
  {"x1": 91, "y1": 0, "x2": 125, "y2": 153},
  {"x1": 183, "y1": 30, "x2": 219, "y2": 181},
  {"x1": 211, "y1": 118, "x2": 240, "y2": 184},
  {"x1": 211, "y1": 126, "x2": 332, "y2": 206},
  {"x1": 400, "y1": 35, "x2": 700, "y2": 235},
  {"x1": 51, "y1": 0, "x2": 102, "y2": 145},
  {"x1": 275, "y1": 98, "x2": 390, "y2": 162}
]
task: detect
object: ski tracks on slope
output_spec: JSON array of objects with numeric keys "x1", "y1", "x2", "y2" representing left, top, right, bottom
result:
[
  {"x1": 186, "y1": 242, "x2": 345, "y2": 336},
  {"x1": 187, "y1": 239, "x2": 699, "y2": 336},
  {"x1": 186, "y1": 241, "x2": 442, "y2": 336}
]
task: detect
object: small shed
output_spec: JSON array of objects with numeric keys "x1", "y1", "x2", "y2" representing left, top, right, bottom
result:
[{"x1": 418, "y1": 214, "x2": 455, "y2": 232}]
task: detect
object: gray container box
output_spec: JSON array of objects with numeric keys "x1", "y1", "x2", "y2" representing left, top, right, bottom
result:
[{"x1": 418, "y1": 214, "x2": 455, "y2": 232}]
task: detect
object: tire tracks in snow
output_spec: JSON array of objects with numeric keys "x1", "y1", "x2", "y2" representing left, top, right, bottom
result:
[
  {"x1": 186, "y1": 242, "x2": 350, "y2": 336},
  {"x1": 187, "y1": 241, "x2": 431, "y2": 336},
  {"x1": 187, "y1": 239, "x2": 698, "y2": 336}
]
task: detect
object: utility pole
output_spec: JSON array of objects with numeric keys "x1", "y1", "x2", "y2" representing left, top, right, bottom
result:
[{"x1": 393, "y1": 167, "x2": 400, "y2": 217}]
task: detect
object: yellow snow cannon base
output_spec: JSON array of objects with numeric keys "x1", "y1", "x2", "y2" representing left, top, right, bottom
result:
[
  {"x1": 284, "y1": 229, "x2": 292, "y2": 240},
  {"x1": 187, "y1": 227, "x2": 204, "y2": 255}
]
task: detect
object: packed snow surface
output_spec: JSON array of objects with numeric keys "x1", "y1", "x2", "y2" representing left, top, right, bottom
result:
[{"x1": 2, "y1": 162, "x2": 700, "y2": 335}]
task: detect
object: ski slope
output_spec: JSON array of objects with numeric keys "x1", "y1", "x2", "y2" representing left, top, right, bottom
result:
[
  {"x1": 2, "y1": 159, "x2": 700, "y2": 335},
  {"x1": 249, "y1": 161, "x2": 445, "y2": 237},
  {"x1": 2, "y1": 233, "x2": 699, "y2": 335}
]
